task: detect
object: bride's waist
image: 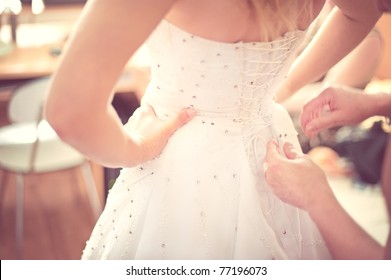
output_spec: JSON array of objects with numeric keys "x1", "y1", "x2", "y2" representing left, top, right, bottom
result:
[
  {"x1": 147, "y1": 100, "x2": 273, "y2": 126},
  {"x1": 143, "y1": 92, "x2": 275, "y2": 124}
]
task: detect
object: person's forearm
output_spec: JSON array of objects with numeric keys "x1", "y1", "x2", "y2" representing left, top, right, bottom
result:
[
  {"x1": 357, "y1": 92, "x2": 391, "y2": 122},
  {"x1": 309, "y1": 189, "x2": 384, "y2": 259},
  {"x1": 46, "y1": 102, "x2": 142, "y2": 168},
  {"x1": 370, "y1": 93, "x2": 391, "y2": 119},
  {"x1": 278, "y1": 3, "x2": 382, "y2": 102}
]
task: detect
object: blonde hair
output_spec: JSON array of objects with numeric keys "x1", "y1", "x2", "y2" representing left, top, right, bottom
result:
[{"x1": 248, "y1": 0, "x2": 314, "y2": 41}]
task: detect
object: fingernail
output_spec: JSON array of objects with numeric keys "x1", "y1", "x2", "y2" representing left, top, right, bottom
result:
[
  {"x1": 306, "y1": 124, "x2": 314, "y2": 133},
  {"x1": 285, "y1": 142, "x2": 294, "y2": 149},
  {"x1": 186, "y1": 107, "x2": 197, "y2": 117}
]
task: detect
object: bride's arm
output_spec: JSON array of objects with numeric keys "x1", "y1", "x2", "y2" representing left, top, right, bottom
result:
[
  {"x1": 45, "y1": 0, "x2": 194, "y2": 168},
  {"x1": 276, "y1": 0, "x2": 383, "y2": 102}
]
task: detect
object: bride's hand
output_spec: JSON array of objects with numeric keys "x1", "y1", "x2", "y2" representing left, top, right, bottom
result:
[{"x1": 124, "y1": 105, "x2": 196, "y2": 165}]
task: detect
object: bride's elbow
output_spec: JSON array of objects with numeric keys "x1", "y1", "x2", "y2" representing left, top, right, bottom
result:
[{"x1": 44, "y1": 96, "x2": 82, "y2": 141}]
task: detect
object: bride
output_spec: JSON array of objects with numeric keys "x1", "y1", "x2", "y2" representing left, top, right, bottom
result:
[{"x1": 45, "y1": 0, "x2": 383, "y2": 259}]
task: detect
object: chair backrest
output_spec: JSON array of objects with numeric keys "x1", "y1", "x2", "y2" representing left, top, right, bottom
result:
[{"x1": 8, "y1": 76, "x2": 52, "y2": 123}]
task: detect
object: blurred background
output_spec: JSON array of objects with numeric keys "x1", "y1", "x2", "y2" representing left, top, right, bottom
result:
[{"x1": 0, "y1": 1, "x2": 390, "y2": 259}]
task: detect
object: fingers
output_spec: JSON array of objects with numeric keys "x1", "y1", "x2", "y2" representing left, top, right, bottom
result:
[
  {"x1": 177, "y1": 107, "x2": 197, "y2": 125},
  {"x1": 303, "y1": 112, "x2": 342, "y2": 137},
  {"x1": 300, "y1": 97, "x2": 326, "y2": 130},
  {"x1": 264, "y1": 141, "x2": 279, "y2": 180},
  {"x1": 266, "y1": 140, "x2": 302, "y2": 162},
  {"x1": 300, "y1": 89, "x2": 333, "y2": 131},
  {"x1": 265, "y1": 140, "x2": 282, "y2": 164},
  {"x1": 283, "y1": 142, "x2": 301, "y2": 160},
  {"x1": 162, "y1": 107, "x2": 197, "y2": 136},
  {"x1": 300, "y1": 90, "x2": 341, "y2": 137},
  {"x1": 264, "y1": 141, "x2": 304, "y2": 179}
]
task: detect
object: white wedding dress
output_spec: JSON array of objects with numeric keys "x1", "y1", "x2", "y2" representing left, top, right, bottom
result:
[{"x1": 81, "y1": 20, "x2": 331, "y2": 260}]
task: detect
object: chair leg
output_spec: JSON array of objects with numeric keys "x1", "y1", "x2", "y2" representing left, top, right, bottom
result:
[
  {"x1": 15, "y1": 174, "x2": 24, "y2": 260},
  {"x1": 80, "y1": 162, "x2": 102, "y2": 219},
  {"x1": 0, "y1": 171, "x2": 9, "y2": 208}
]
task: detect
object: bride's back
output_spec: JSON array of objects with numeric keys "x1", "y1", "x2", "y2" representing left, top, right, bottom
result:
[{"x1": 166, "y1": 0, "x2": 325, "y2": 43}]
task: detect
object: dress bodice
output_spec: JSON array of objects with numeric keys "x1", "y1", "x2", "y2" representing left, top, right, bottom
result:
[{"x1": 144, "y1": 19, "x2": 305, "y2": 125}]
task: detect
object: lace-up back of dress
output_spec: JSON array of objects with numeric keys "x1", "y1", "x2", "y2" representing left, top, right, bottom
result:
[{"x1": 145, "y1": 20, "x2": 304, "y2": 126}]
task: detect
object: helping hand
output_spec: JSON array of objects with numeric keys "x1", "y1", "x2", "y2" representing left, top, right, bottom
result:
[
  {"x1": 264, "y1": 141, "x2": 331, "y2": 212},
  {"x1": 300, "y1": 85, "x2": 370, "y2": 138}
]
